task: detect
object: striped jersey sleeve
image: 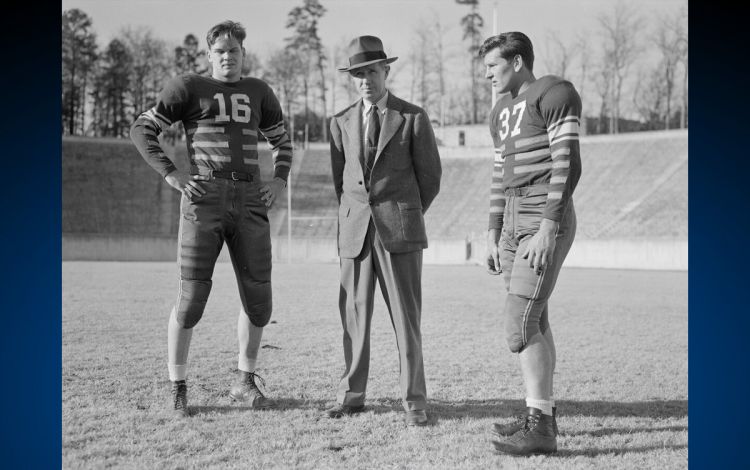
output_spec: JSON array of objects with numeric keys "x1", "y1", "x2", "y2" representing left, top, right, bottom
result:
[
  {"x1": 258, "y1": 88, "x2": 293, "y2": 182},
  {"x1": 129, "y1": 76, "x2": 187, "y2": 178},
  {"x1": 539, "y1": 82, "x2": 582, "y2": 222},
  {"x1": 488, "y1": 106, "x2": 506, "y2": 230}
]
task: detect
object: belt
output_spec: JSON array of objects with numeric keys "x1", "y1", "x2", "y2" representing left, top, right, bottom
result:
[
  {"x1": 504, "y1": 184, "x2": 548, "y2": 197},
  {"x1": 210, "y1": 170, "x2": 253, "y2": 182}
]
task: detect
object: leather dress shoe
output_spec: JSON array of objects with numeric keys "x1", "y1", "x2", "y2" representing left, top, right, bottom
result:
[
  {"x1": 405, "y1": 409, "x2": 428, "y2": 426},
  {"x1": 326, "y1": 404, "x2": 365, "y2": 418}
]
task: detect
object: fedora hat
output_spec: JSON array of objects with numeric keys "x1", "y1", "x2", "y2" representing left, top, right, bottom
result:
[{"x1": 338, "y1": 35, "x2": 398, "y2": 72}]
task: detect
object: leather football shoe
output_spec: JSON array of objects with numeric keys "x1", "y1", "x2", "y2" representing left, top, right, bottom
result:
[
  {"x1": 171, "y1": 380, "x2": 189, "y2": 418},
  {"x1": 493, "y1": 406, "x2": 558, "y2": 437},
  {"x1": 491, "y1": 407, "x2": 557, "y2": 455},
  {"x1": 229, "y1": 371, "x2": 275, "y2": 409}
]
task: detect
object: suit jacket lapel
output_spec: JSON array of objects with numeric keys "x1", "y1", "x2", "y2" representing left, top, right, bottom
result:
[
  {"x1": 376, "y1": 94, "x2": 404, "y2": 161},
  {"x1": 342, "y1": 100, "x2": 365, "y2": 174}
]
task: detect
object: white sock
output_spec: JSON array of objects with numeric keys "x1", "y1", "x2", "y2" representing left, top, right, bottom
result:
[
  {"x1": 238, "y1": 356, "x2": 257, "y2": 373},
  {"x1": 526, "y1": 397, "x2": 553, "y2": 416},
  {"x1": 168, "y1": 364, "x2": 187, "y2": 382}
]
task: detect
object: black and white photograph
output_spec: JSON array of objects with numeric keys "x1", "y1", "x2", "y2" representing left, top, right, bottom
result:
[{"x1": 61, "y1": 0, "x2": 688, "y2": 467}]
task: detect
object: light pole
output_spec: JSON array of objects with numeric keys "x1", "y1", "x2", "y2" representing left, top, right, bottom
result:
[{"x1": 492, "y1": 1, "x2": 499, "y2": 107}]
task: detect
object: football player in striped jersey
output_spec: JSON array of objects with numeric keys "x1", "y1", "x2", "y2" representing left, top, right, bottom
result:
[
  {"x1": 130, "y1": 21, "x2": 292, "y2": 417},
  {"x1": 479, "y1": 32, "x2": 581, "y2": 455}
]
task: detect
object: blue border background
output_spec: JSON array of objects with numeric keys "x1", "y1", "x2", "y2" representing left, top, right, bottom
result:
[
  {"x1": 0, "y1": 2, "x2": 61, "y2": 467},
  {"x1": 688, "y1": 1, "x2": 749, "y2": 467},
  {"x1": 3, "y1": 0, "x2": 746, "y2": 467}
]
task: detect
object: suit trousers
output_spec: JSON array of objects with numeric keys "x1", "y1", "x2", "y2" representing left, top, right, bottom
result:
[{"x1": 336, "y1": 219, "x2": 427, "y2": 411}]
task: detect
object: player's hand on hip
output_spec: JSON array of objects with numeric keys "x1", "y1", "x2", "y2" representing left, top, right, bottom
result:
[
  {"x1": 259, "y1": 177, "x2": 286, "y2": 208},
  {"x1": 486, "y1": 228, "x2": 502, "y2": 275},
  {"x1": 165, "y1": 170, "x2": 208, "y2": 200},
  {"x1": 522, "y1": 218, "x2": 559, "y2": 275}
]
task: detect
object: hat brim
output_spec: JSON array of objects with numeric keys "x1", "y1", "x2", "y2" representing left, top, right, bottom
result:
[{"x1": 338, "y1": 56, "x2": 398, "y2": 72}]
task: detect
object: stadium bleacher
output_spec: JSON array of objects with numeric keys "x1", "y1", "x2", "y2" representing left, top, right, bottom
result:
[
  {"x1": 280, "y1": 130, "x2": 688, "y2": 241},
  {"x1": 62, "y1": 129, "x2": 688, "y2": 253}
]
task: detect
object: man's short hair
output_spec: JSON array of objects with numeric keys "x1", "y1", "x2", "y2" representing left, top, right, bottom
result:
[
  {"x1": 206, "y1": 21, "x2": 246, "y2": 48},
  {"x1": 478, "y1": 32, "x2": 535, "y2": 72}
]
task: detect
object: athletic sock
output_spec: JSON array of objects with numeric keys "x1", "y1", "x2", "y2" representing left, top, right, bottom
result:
[
  {"x1": 238, "y1": 357, "x2": 257, "y2": 374},
  {"x1": 168, "y1": 364, "x2": 187, "y2": 382},
  {"x1": 526, "y1": 397, "x2": 554, "y2": 416}
]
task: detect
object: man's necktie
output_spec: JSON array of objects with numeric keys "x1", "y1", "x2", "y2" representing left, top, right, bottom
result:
[{"x1": 364, "y1": 105, "x2": 380, "y2": 181}]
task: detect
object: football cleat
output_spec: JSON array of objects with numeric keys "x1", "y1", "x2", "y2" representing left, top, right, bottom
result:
[
  {"x1": 171, "y1": 380, "x2": 189, "y2": 418},
  {"x1": 492, "y1": 406, "x2": 558, "y2": 437},
  {"x1": 491, "y1": 407, "x2": 557, "y2": 455},
  {"x1": 229, "y1": 371, "x2": 275, "y2": 409}
]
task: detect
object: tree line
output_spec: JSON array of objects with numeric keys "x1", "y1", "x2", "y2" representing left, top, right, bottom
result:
[{"x1": 62, "y1": 0, "x2": 687, "y2": 142}]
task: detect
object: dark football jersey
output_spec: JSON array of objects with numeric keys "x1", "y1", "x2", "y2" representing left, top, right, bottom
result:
[
  {"x1": 131, "y1": 74, "x2": 292, "y2": 181},
  {"x1": 488, "y1": 75, "x2": 582, "y2": 228}
]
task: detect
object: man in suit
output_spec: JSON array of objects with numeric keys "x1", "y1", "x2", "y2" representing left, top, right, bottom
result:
[{"x1": 326, "y1": 36, "x2": 442, "y2": 427}]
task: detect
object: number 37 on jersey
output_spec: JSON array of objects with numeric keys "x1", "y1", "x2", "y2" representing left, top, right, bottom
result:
[{"x1": 496, "y1": 101, "x2": 526, "y2": 142}]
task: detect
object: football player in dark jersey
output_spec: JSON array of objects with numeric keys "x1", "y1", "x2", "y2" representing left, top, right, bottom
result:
[
  {"x1": 131, "y1": 21, "x2": 292, "y2": 417},
  {"x1": 479, "y1": 32, "x2": 582, "y2": 455}
]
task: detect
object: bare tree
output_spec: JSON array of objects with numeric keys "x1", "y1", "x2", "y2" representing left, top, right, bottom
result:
[
  {"x1": 242, "y1": 50, "x2": 262, "y2": 78},
  {"x1": 264, "y1": 49, "x2": 304, "y2": 144},
  {"x1": 456, "y1": 0, "x2": 484, "y2": 124},
  {"x1": 404, "y1": 15, "x2": 449, "y2": 130},
  {"x1": 175, "y1": 34, "x2": 207, "y2": 75},
  {"x1": 408, "y1": 20, "x2": 432, "y2": 111},
  {"x1": 286, "y1": 0, "x2": 328, "y2": 142},
  {"x1": 597, "y1": 1, "x2": 644, "y2": 133},
  {"x1": 632, "y1": 67, "x2": 665, "y2": 130},
  {"x1": 544, "y1": 31, "x2": 574, "y2": 78},
  {"x1": 574, "y1": 33, "x2": 591, "y2": 101},
  {"x1": 674, "y1": 5, "x2": 688, "y2": 129},
  {"x1": 592, "y1": 60, "x2": 613, "y2": 134},
  {"x1": 120, "y1": 26, "x2": 170, "y2": 116},
  {"x1": 332, "y1": 38, "x2": 359, "y2": 107},
  {"x1": 62, "y1": 9, "x2": 98, "y2": 135},
  {"x1": 434, "y1": 19, "x2": 447, "y2": 130},
  {"x1": 651, "y1": 8, "x2": 688, "y2": 130},
  {"x1": 92, "y1": 39, "x2": 133, "y2": 137}
]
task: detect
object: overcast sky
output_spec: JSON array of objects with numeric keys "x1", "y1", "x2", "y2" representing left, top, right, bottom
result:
[
  {"x1": 62, "y1": 0, "x2": 684, "y2": 64},
  {"x1": 62, "y1": 0, "x2": 686, "y2": 116}
]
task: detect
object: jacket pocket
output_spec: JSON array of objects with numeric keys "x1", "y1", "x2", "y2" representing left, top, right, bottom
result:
[{"x1": 397, "y1": 201, "x2": 426, "y2": 242}]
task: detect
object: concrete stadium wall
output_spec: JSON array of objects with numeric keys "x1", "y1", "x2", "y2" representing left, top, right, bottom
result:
[
  {"x1": 63, "y1": 234, "x2": 468, "y2": 264},
  {"x1": 62, "y1": 131, "x2": 688, "y2": 270},
  {"x1": 63, "y1": 233, "x2": 686, "y2": 270},
  {"x1": 467, "y1": 236, "x2": 688, "y2": 271},
  {"x1": 566, "y1": 239, "x2": 688, "y2": 271}
]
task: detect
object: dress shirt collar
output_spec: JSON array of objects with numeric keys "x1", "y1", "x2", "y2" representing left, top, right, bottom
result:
[{"x1": 363, "y1": 91, "x2": 389, "y2": 117}]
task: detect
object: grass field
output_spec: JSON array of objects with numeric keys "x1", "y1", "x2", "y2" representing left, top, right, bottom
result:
[{"x1": 62, "y1": 262, "x2": 687, "y2": 469}]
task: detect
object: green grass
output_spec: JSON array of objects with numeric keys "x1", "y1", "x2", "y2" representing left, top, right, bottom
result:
[{"x1": 63, "y1": 262, "x2": 687, "y2": 469}]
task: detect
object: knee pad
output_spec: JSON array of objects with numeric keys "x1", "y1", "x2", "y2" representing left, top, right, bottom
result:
[
  {"x1": 238, "y1": 279, "x2": 272, "y2": 327},
  {"x1": 242, "y1": 298, "x2": 272, "y2": 327},
  {"x1": 176, "y1": 279, "x2": 212, "y2": 328}
]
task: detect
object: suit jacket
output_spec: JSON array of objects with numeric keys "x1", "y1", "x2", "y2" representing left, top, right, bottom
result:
[{"x1": 330, "y1": 93, "x2": 442, "y2": 257}]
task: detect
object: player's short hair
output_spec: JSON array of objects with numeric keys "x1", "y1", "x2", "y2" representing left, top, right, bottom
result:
[
  {"x1": 478, "y1": 32, "x2": 535, "y2": 72},
  {"x1": 206, "y1": 21, "x2": 246, "y2": 48}
]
